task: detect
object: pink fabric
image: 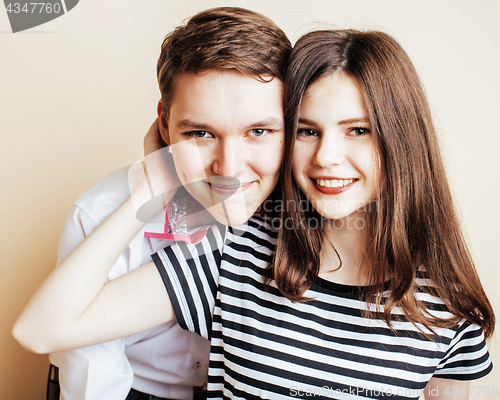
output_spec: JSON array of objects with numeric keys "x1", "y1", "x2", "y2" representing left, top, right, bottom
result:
[{"x1": 144, "y1": 196, "x2": 208, "y2": 244}]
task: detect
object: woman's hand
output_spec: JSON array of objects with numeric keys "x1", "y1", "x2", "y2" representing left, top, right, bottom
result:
[
  {"x1": 131, "y1": 120, "x2": 182, "y2": 222},
  {"x1": 143, "y1": 118, "x2": 168, "y2": 156}
]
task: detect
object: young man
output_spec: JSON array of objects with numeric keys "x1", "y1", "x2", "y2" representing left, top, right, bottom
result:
[{"x1": 41, "y1": 7, "x2": 291, "y2": 400}]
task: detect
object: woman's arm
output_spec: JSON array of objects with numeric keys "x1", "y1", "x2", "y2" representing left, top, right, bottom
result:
[
  {"x1": 424, "y1": 378, "x2": 470, "y2": 400},
  {"x1": 12, "y1": 121, "x2": 177, "y2": 354}
]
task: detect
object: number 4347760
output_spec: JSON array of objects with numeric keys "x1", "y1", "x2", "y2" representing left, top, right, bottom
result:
[
  {"x1": 445, "y1": 386, "x2": 499, "y2": 397},
  {"x1": 5, "y1": 3, "x2": 62, "y2": 14}
]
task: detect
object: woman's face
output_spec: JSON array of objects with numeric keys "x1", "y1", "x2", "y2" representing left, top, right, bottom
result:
[{"x1": 293, "y1": 73, "x2": 380, "y2": 222}]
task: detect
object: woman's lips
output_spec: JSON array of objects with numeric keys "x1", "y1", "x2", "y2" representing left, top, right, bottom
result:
[{"x1": 311, "y1": 177, "x2": 357, "y2": 194}]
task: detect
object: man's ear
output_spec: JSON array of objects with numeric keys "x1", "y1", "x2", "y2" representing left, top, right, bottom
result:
[{"x1": 157, "y1": 101, "x2": 170, "y2": 146}]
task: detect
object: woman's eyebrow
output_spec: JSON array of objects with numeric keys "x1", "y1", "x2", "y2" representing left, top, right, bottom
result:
[
  {"x1": 298, "y1": 118, "x2": 318, "y2": 126},
  {"x1": 298, "y1": 117, "x2": 370, "y2": 127},
  {"x1": 338, "y1": 117, "x2": 370, "y2": 125}
]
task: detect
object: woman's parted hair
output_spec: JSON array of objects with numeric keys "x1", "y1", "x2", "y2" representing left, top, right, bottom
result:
[
  {"x1": 156, "y1": 7, "x2": 291, "y2": 119},
  {"x1": 268, "y1": 29, "x2": 495, "y2": 339}
]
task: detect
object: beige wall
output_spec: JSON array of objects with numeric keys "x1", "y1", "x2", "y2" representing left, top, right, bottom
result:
[{"x1": 1, "y1": 0, "x2": 498, "y2": 398}]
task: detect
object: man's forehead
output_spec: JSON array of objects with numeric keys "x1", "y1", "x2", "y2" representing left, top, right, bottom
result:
[
  {"x1": 171, "y1": 69, "x2": 282, "y2": 97},
  {"x1": 168, "y1": 69, "x2": 284, "y2": 130},
  {"x1": 180, "y1": 68, "x2": 281, "y2": 82}
]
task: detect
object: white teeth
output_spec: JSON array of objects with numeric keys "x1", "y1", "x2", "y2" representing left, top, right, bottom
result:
[{"x1": 315, "y1": 178, "x2": 354, "y2": 188}]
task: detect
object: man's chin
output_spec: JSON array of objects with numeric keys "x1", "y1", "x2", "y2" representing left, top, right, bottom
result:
[
  {"x1": 206, "y1": 203, "x2": 253, "y2": 226},
  {"x1": 186, "y1": 187, "x2": 259, "y2": 226}
]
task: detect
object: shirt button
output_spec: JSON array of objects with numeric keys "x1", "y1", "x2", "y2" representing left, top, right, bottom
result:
[{"x1": 193, "y1": 361, "x2": 203, "y2": 370}]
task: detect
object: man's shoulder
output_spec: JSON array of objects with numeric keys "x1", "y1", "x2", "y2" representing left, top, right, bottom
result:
[{"x1": 72, "y1": 166, "x2": 131, "y2": 224}]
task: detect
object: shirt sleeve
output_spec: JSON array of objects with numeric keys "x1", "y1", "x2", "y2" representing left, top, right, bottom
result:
[
  {"x1": 433, "y1": 321, "x2": 493, "y2": 380},
  {"x1": 51, "y1": 204, "x2": 134, "y2": 400},
  {"x1": 152, "y1": 224, "x2": 225, "y2": 340}
]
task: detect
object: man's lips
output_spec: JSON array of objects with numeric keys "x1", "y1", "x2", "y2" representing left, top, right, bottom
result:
[{"x1": 205, "y1": 181, "x2": 253, "y2": 195}]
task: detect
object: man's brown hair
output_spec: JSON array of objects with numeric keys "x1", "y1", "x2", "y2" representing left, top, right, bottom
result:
[{"x1": 156, "y1": 7, "x2": 291, "y2": 119}]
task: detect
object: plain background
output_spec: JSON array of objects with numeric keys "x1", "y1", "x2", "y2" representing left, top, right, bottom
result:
[{"x1": 1, "y1": 0, "x2": 499, "y2": 398}]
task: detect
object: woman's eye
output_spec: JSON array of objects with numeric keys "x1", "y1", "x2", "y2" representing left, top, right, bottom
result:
[
  {"x1": 249, "y1": 129, "x2": 270, "y2": 137},
  {"x1": 350, "y1": 127, "x2": 371, "y2": 136},
  {"x1": 297, "y1": 128, "x2": 318, "y2": 137}
]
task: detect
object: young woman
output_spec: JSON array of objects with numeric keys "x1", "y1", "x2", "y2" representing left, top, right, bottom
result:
[
  {"x1": 14, "y1": 29, "x2": 494, "y2": 399},
  {"x1": 272, "y1": 29, "x2": 495, "y2": 396}
]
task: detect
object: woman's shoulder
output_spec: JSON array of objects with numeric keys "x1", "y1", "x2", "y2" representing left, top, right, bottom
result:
[
  {"x1": 231, "y1": 215, "x2": 278, "y2": 239},
  {"x1": 225, "y1": 215, "x2": 278, "y2": 254}
]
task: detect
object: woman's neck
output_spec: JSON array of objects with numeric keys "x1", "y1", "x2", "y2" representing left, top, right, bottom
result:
[{"x1": 319, "y1": 210, "x2": 372, "y2": 286}]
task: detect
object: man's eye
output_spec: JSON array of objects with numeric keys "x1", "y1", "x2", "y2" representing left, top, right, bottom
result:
[
  {"x1": 184, "y1": 131, "x2": 212, "y2": 138},
  {"x1": 249, "y1": 129, "x2": 270, "y2": 137},
  {"x1": 297, "y1": 129, "x2": 317, "y2": 137},
  {"x1": 350, "y1": 127, "x2": 371, "y2": 136}
]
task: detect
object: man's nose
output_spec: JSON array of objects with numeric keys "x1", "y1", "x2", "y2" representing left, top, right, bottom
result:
[{"x1": 211, "y1": 138, "x2": 247, "y2": 177}]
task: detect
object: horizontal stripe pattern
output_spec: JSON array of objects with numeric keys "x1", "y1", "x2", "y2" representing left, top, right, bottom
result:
[{"x1": 153, "y1": 216, "x2": 492, "y2": 399}]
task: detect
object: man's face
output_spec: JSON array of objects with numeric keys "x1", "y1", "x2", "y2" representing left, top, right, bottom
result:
[{"x1": 161, "y1": 70, "x2": 284, "y2": 225}]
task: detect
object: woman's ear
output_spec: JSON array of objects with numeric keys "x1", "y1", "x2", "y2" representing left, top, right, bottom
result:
[{"x1": 157, "y1": 101, "x2": 170, "y2": 146}]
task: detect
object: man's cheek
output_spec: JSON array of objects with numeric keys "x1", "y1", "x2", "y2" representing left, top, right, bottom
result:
[{"x1": 171, "y1": 140, "x2": 207, "y2": 184}]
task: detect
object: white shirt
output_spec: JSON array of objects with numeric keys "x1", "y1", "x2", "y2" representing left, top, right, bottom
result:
[{"x1": 49, "y1": 166, "x2": 211, "y2": 400}]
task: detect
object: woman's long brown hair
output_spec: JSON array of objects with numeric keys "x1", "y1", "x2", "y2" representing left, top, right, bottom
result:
[{"x1": 267, "y1": 30, "x2": 495, "y2": 339}]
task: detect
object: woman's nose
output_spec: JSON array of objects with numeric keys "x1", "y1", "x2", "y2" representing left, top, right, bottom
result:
[{"x1": 313, "y1": 133, "x2": 345, "y2": 168}]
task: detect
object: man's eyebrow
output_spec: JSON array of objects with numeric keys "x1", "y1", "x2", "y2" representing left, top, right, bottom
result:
[
  {"x1": 244, "y1": 118, "x2": 283, "y2": 130},
  {"x1": 176, "y1": 117, "x2": 284, "y2": 131},
  {"x1": 176, "y1": 119, "x2": 213, "y2": 130}
]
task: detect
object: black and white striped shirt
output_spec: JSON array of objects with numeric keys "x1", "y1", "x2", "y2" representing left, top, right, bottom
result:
[{"x1": 152, "y1": 216, "x2": 492, "y2": 399}]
